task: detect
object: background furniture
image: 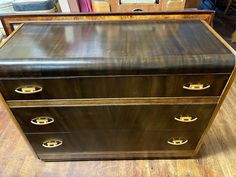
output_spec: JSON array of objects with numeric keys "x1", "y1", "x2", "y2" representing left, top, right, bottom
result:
[
  {"x1": 12, "y1": 0, "x2": 58, "y2": 13},
  {"x1": 0, "y1": 11, "x2": 214, "y2": 36},
  {"x1": 108, "y1": 0, "x2": 188, "y2": 12}
]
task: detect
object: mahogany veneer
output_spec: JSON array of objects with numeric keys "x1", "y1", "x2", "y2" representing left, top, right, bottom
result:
[{"x1": 0, "y1": 19, "x2": 235, "y2": 161}]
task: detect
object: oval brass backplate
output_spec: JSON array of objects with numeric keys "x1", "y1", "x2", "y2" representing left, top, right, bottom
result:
[
  {"x1": 183, "y1": 83, "x2": 210, "y2": 91},
  {"x1": 42, "y1": 139, "x2": 63, "y2": 148},
  {"x1": 167, "y1": 137, "x2": 188, "y2": 146},
  {"x1": 15, "y1": 85, "x2": 43, "y2": 94},
  {"x1": 174, "y1": 116, "x2": 198, "y2": 123},
  {"x1": 31, "y1": 116, "x2": 54, "y2": 125}
]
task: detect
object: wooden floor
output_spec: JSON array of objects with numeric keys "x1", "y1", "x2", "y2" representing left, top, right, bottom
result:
[{"x1": 0, "y1": 79, "x2": 235, "y2": 177}]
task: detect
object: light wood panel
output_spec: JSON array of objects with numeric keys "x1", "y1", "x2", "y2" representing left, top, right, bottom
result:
[
  {"x1": 0, "y1": 80, "x2": 236, "y2": 176},
  {"x1": 7, "y1": 97, "x2": 218, "y2": 108}
]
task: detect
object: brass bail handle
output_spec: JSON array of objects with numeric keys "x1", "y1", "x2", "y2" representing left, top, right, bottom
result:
[
  {"x1": 183, "y1": 83, "x2": 210, "y2": 91},
  {"x1": 15, "y1": 85, "x2": 43, "y2": 94},
  {"x1": 174, "y1": 115, "x2": 198, "y2": 122},
  {"x1": 31, "y1": 116, "x2": 54, "y2": 125},
  {"x1": 42, "y1": 139, "x2": 63, "y2": 148},
  {"x1": 167, "y1": 137, "x2": 188, "y2": 146}
]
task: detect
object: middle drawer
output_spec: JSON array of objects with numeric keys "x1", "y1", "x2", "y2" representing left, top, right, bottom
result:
[{"x1": 11, "y1": 104, "x2": 216, "y2": 133}]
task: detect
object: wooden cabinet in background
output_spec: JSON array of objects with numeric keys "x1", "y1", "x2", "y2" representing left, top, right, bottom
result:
[
  {"x1": 107, "y1": 0, "x2": 198, "y2": 12},
  {"x1": 92, "y1": 0, "x2": 111, "y2": 12}
]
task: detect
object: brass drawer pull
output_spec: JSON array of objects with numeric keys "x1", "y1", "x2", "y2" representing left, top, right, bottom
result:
[
  {"x1": 42, "y1": 139, "x2": 63, "y2": 148},
  {"x1": 174, "y1": 116, "x2": 198, "y2": 123},
  {"x1": 167, "y1": 137, "x2": 188, "y2": 146},
  {"x1": 183, "y1": 83, "x2": 210, "y2": 91},
  {"x1": 31, "y1": 116, "x2": 54, "y2": 125},
  {"x1": 15, "y1": 85, "x2": 43, "y2": 94}
]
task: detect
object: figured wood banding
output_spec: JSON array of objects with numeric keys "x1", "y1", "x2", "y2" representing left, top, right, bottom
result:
[
  {"x1": 0, "y1": 11, "x2": 214, "y2": 36},
  {"x1": 7, "y1": 97, "x2": 219, "y2": 108}
]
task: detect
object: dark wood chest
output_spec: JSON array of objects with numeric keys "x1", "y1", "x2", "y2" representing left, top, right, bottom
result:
[{"x1": 0, "y1": 19, "x2": 235, "y2": 161}]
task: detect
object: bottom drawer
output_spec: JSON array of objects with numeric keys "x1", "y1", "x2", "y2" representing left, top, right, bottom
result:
[{"x1": 26, "y1": 130, "x2": 201, "y2": 157}]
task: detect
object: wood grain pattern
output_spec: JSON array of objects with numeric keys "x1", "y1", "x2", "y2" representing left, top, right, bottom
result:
[
  {"x1": 0, "y1": 20, "x2": 234, "y2": 77},
  {"x1": 37, "y1": 150, "x2": 194, "y2": 161},
  {"x1": 0, "y1": 19, "x2": 235, "y2": 161},
  {"x1": 0, "y1": 24, "x2": 23, "y2": 48},
  {"x1": 11, "y1": 104, "x2": 216, "y2": 133},
  {"x1": 1, "y1": 79, "x2": 236, "y2": 176},
  {"x1": 0, "y1": 11, "x2": 214, "y2": 36},
  {"x1": 0, "y1": 74, "x2": 229, "y2": 100},
  {"x1": 7, "y1": 97, "x2": 219, "y2": 108},
  {"x1": 25, "y1": 130, "x2": 201, "y2": 159}
]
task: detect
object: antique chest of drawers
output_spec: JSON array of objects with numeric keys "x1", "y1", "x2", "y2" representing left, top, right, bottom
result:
[{"x1": 0, "y1": 19, "x2": 235, "y2": 161}]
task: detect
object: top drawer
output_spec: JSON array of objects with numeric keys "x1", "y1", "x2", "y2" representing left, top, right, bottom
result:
[{"x1": 0, "y1": 74, "x2": 229, "y2": 100}]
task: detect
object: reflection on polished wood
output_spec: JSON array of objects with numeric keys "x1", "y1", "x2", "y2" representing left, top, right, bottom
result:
[
  {"x1": 0, "y1": 11, "x2": 214, "y2": 36},
  {"x1": 0, "y1": 80, "x2": 236, "y2": 176}
]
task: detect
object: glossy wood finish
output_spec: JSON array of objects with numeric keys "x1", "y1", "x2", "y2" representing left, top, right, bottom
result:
[
  {"x1": 25, "y1": 131, "x2": 201, "y2": 156},
  {"x1": 0, "y1": 11, "x2": 214, "y2": 36},
  {"x1": 1, "y1": 82, "x2": 236, "y2": 175},
  {"x1": 37, "y1": 150, "x2": 194, "y2": 161},
  {"x1": 11, "y1": 104, "x2": 216, "y2": 133},
  {"x1": 7, "y1": 97, "x2": 219, "y2": 107},
  {"x1": 0, "y1": 74, "x2": 229, "y2": 100},
  {"x1": 0, "y1": 19, "x2": 235, "y2": 161},
  {"x1": 0, "y1": 21, "x2": 234, "y2": 77}
]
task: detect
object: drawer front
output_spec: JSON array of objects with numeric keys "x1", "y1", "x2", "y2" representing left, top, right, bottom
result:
[
  {"x1": 11, "y1": 104, "x2": 216, "y2": 133},
  {"x1": 25, "y1": 131, "x2": 201, "y2": 155},
  {"x1": 0, "y1": 74, "x2": 229, "y2": 100}
]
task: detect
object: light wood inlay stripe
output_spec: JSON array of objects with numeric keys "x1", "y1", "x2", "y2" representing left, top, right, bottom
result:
[
  {"x1": 0, "y1": 24, "x2": 24, "y2": 48},
  {"x1": 7, "y1": 97, "x2": 219, "y2": 108}
]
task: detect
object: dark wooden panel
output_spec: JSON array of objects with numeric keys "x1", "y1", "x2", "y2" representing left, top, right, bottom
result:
[
  {"x1": 0, "y1": 20, "x2": 234, "y2": 77},
  {"x1": 0, "y1": 74, "x2": 229, "y2": 100},
  {"x1": 185, "y1": 0, "x2": 200, "y2": 8},
  {"x1": 37, "y1": 150, "x2": 194, "y2": 161},
  {"x1": 11, "y1": 104, "x2": 216, "y2": 133},
  {"x1": 25, "y1": 131, "x2": 201, "y2": 156}
]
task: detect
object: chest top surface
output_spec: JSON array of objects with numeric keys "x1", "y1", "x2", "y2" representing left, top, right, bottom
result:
[{"x1": 0, "y1": 20, "x2": 235, "y2": 77}]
